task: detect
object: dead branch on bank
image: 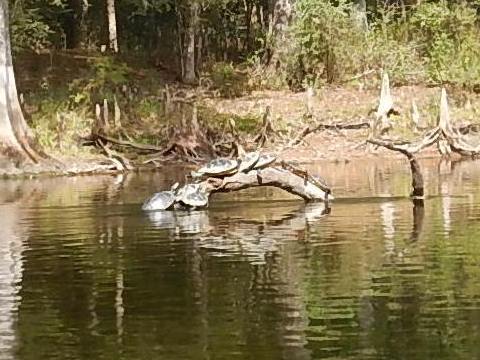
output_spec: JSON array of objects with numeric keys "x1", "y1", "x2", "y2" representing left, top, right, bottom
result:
[
  {"x1": 96, "y1": 138, "x2": 133, "y2": 171},
  {"x1": 93, "y1": 133, "x2": 165, "y2": 152},
  {"x1": 288, "y1": 120, "x2": 369, "y2": 148}
]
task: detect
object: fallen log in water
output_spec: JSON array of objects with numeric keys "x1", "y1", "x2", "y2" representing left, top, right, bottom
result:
[
  {"x1": 142, "y1": 165, "x2": 332, "y2": 211},
  {"x1": 203, "y1": 167, "x2": 332, "y2": 202}
]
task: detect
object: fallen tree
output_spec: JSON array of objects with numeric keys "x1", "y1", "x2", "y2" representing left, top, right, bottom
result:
[
  {"x1": 203, "y1": 167, "x2": 332, "y2": 202},
  {"x1": 142, "y1": 162, "x2": 332, "y2": 211}
]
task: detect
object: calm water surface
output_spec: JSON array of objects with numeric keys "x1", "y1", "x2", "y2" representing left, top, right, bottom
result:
[{"x1": 1, "y1": 159, "x2": 480, "y2": 359}]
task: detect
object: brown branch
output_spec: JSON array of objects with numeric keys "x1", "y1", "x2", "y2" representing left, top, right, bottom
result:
[
  {"x1": 96, "y1": 139, "x2": 134, "y2": 171},
  {"x1": 94, "y1": 133, "x2": 165, "y2": 152},
  {"x1": 367, "y1": 127, "x2": 440, "y2": 155},
  {"x1": 289, "y1": 121, "x2": 369, "y2": 148},
  {"x1": 367, "y1": 137, "x2": 424, "y2": 198}
]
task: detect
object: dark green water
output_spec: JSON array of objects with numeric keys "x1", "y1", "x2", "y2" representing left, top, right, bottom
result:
[{"x1": 1, "y1": 158, "x2": 480, "y2": 360}]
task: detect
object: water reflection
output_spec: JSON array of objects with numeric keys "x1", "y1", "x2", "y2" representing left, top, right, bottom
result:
[
  {"x1": 0, "y1": 159, "x2": 480, "y2": 359},
  {"x1": 148, "y1": 202, "x2": 330, "y2": 265},
  {"x1": 0, "y1": 203, "x2": 24, "y2": 360}
]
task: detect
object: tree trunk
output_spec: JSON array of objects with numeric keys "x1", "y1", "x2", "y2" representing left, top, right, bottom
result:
[
  {"x1": 0, "y1": 0, "x2": 43, "y2": 163},
  {"x1": 353, "y1": 0, "x2": 368, "y2": 31},
  {"x1": 106, "y1": 0, "x2": 118, "y2": 53},
  {"x1": 267, "y1": 0, "x2": 294, "y2": 66},
  {"x1": 244, "y1": 0, "x2": 253, "y2": 52},
  {"x1": 182, "y1": 1, "x2": 198, "y2": 84},
  {"x1": 64, "y1": 0, "x2": 88, "y2": 49}
]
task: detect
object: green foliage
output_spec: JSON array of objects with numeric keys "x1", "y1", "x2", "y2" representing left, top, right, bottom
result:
[
  {"x1": 31, "y1": 98, "x2": 93, "y2": 154},
  {"x1": 293, "y1": 0, "x2": 364, "y2": 83},
  {"x1": 10, "y1": 4, "x2": 52, "y2": 52},
  {"x1": 285, "y1": 0, "x2": 480, "y2": 88},
  {"x1": 410, "y1": 1, "x2": 480, "y2": 88},
  {"x1": 136, "y1": 97, "x2": 162, "y2": 119},
  {"x1": 198, "y1": 105, "x2": 261, "y2": 135},
  {"x1": 69, "y1": 56, "x2": 131, "y2": 105}
]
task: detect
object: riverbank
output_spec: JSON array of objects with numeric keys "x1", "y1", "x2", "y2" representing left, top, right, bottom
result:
[{"x1": 4, "y1": 51, "x2": 480, "y2": 177}]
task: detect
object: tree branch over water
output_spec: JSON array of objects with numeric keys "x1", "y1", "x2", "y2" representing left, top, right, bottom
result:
[{"x1": 203, "y1": 167, "x2": 332, "y2": 202}]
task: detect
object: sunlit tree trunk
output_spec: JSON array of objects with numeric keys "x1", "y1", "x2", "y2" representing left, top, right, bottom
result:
[
  {"x1": 0, "y1": 0, "x2": 42, "y2": 163},
  {"x1": 267, "y1": 0, "x2": 294, "y2": 66},
  {"x1": 182, "y1": 0, "x2": 198, "y2": 84},
  {"x1": 106, "y1": 0, "x2": 118, "y2": 53},
  {"x1": 353, "y1": 0, "x2": 368, "y2": 31}
]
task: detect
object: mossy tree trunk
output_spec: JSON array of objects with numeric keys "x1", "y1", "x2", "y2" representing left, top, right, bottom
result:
[{"x1": 0, "y1": 0, "x2": 43, "y2": 163}]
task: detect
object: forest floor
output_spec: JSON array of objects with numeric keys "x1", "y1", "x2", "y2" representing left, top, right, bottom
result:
[
  {"x1": 205, "y1": 85, "x2": 480, "y2": 162},
  {"x1": 6, "y1": 51, "x2": 480, "y2": 176}
]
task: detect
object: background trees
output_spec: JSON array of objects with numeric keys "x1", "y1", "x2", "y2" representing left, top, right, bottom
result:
[{"x1": 3, "y1": 0, "x2": 480, "y2": 161}]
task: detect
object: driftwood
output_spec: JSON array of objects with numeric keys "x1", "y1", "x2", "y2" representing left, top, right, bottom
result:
[
  {"x1": 96, "y1": 138, "x2": 133, "y2": 171},
  {"x1": 203, "y1": 167, "x2": 332, "y2": 202},
  {"x1": 93, "y1": 133, "x2": 165, "y2": 152},
  {"x1": 143, "y1": 164, "x2": 332, "y2": 211}
]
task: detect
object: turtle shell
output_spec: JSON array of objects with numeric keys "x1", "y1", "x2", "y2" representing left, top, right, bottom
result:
[
  {"x1": 182, "y1": 191, "x2": 209, "y2": 208},
  {"x1": 238, "y1": 151, "x2": 260, "y2": 173},
  {"x1": 253, "y1": 154, "x2": 276, "y2": 169},
  {"x1": 311, "y1": 175, "x2": 330, "y2": 191},
  {"x1": 176, "y1": 183, "x2": 209, "y2": 208},
  {"x1": 142, "y1": 191, "x2": 176, "y2": 211},
  {"x1": 197, "y1": 158, "x2": 238, "y2": 176}
]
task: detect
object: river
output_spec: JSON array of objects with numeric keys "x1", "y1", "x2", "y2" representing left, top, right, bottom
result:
[{"x1": 1, "y1": 158, "x2": 480, "y2": 359}]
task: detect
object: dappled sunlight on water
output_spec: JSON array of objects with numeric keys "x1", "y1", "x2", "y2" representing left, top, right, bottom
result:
[{"x1": 1, "y1": 158, "x2": 480, "y2": 359}]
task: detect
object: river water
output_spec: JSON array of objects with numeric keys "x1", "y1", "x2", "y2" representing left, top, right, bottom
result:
[{"x1": 1, "y1": 158, "x2": 480, "y2": 359}]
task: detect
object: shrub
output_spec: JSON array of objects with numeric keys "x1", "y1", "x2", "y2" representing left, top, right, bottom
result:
[
  {"x1": 292, "y1": 0, "x2": 365, "y2": 84},
  {"x1": 282, "y1": 0, "x2": 480, "y2": 89},
  {"x1": 410, "y1": 1, "x2": 480, "y2": 88}
]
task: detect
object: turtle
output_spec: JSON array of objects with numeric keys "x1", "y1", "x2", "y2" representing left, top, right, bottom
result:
[
  {"x1": 196, "y1": 158, "x2": 239, "y2": 177},
  {"x1": 142, "y1": 182, "x2": 179, "y2": 211},
  {"x1": 253, "y1": 154, "x2": 276, "y2": 169},
  {"x1": 176, "y1": 183, "x2": 209, "y2": 208},
  {"x1": 310, "y1": 174, "x2": 330, "y2": 194},
  {"x1": 238, "y1": 151, "x2": 260, "y2": 173},
  {"x1": 280, "y1": 160, "x2": 331, "y2": 195}
]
